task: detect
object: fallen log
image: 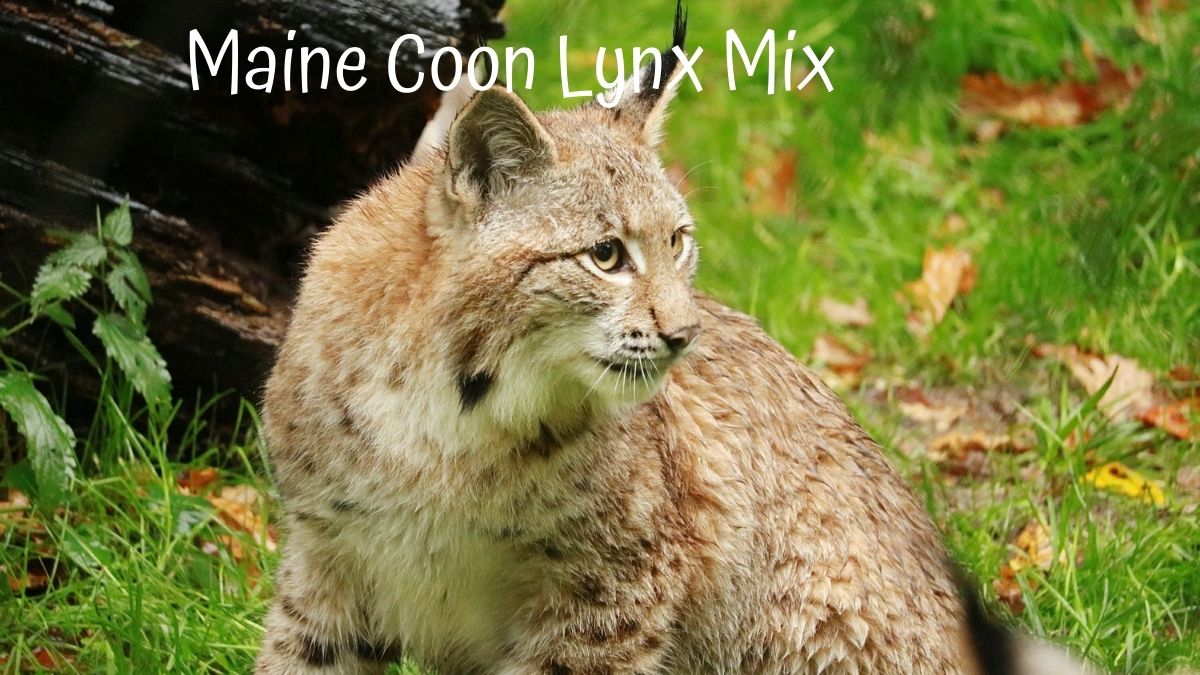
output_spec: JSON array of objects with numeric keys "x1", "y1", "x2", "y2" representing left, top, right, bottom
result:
[{"x1": 0, "y1": 0, "x2": 504, "y2": 403}]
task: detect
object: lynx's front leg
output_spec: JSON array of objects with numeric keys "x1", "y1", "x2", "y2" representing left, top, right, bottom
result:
[{"x1": 256, "y1": 518, "x2": 399, "y2": 675}]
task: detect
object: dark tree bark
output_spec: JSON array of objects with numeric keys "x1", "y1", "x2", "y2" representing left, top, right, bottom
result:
[{"x1": 0, "y1": 0, "x2": 504, "y2": 403}]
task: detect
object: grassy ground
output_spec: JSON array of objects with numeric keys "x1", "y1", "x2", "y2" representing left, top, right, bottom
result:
[{"x1": 3, "y1": 0, "x2": 1198, "y2": 672}]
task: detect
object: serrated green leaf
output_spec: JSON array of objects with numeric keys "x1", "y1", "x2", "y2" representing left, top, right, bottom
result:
[
  {"x1": 31, "y1": 264, "x2": 92, "y2": 316},
  {"x1": 106, "y1": 252, "x2": 151, "y2": 324},
  {"x1": 101, "y1": 203, "x2": 133, "y2": 246},
  {"x1": 112, "y1": 249, "x2": 151, "y2": 302},
  {"x1": 40, "y1": 303, "x2": 76, "y2": 329},
  {"x1": 0, "y1": 373, "x2": 76, "y2": 507},
  {"x1": 47, "y1": 233, "x2": 107, "y2": 270},
  {"x1": 92, "y1": 313, "x2": 171, "y2": 406}
]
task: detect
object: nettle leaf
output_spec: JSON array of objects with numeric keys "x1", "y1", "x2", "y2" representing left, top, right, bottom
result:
[
  {"x1": 101, "y1": 203, "x2": 133, "y2": 246},
  {"x1": 106, "y1": 250, "x2": 151, "y2": 323},
  {"x1": 31, "y1": 264, "x2": 91, "y2": 315},
  {"x1": 93, "y1": 313, "x2": 171, "y2": 406},
  {"x1": 39, "y1": 303, "x2": 76, "y2": 330},
  {"x1": 30, "y1": 233, "x2": 107, "y2": 315},
  {"x1": 49, "y1": 233, "x2": 107, "y2": 269},
  {"x1": 0, "y1": 373, "x2": 77, "y2": 507}
]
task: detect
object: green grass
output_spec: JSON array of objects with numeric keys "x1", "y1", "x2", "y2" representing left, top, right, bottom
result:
[{"x1": 3, "y1": 0, "x2": 1198, "y2": 672}]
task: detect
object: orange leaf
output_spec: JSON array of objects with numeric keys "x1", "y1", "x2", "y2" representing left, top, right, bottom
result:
[
  {"x1": 1138, "y1": 398, "x2": 1197, "y2": 439},
  {"x1": 31, "y1": 646, "x2": 57, "y2": 670},
  {"x1": 931, "y1": 430, "x2": 1031, "y2": 456},
  {"x1": 960, "y1": 57, "x2": 1143, "y2": 131},
  {"x1": 1007, "y1": 521, "x2": 1057, "y2": 573},
  {"x1": 206, "y1": 485, "x2": 276, "y2": 553},
  {"x1": 904, "y1": 247, "x2": 977, "y2": 334},
  {"x1": 993, "y1": 564, "x2": 1026, "y2": 615},
  {"x1": 742, "y1": 148, "x2": 797, "y2": 216},
  {"x1": 177, "y1": 467, "x2": 219, "y2": 494},
  {"x1": 811, "y1": 334, "x2": 870, "y2": 388}
]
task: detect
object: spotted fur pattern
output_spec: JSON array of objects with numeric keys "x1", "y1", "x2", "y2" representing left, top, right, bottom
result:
[{"x1": 256, "y1": 13, "x2": 992, "y2": 675}]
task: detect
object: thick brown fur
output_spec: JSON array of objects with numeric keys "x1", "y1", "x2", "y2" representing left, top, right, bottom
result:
[{"x1": 256, "y1": 14, "x2": 989, "y2": 675}]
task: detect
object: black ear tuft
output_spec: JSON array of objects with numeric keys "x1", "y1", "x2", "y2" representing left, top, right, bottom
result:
[
  {"x1": 667, "y1": 0, "x2": 688, "y2": 71},
  {"x1": 640, "y1": 0, "x2": 688, "y2": 101},
  {"x1": 604, "y1": 1, "x2": 689, "y2": 146}
]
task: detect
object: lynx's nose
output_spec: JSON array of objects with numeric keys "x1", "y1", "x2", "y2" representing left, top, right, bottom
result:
[{"x1": 661, "y1": 324, "x2": 701, "y2": 354}]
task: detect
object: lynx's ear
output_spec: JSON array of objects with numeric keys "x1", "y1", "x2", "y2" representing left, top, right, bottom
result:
[
  {"x1": 604, "y1": 0, "x2": 687, "y2": 146},
  {"x1": 446, "y1": 87, "x2": 556, "y2": 204}
]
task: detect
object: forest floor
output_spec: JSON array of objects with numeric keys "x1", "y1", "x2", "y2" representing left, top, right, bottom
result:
[{"x1": 2, "y1": 0, "x2": 1197, "y2": 672}]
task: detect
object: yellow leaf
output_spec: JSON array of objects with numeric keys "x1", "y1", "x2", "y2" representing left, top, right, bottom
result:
[{"x1": 1084, "y1": 462, "x2": 1166, "y2": 507}]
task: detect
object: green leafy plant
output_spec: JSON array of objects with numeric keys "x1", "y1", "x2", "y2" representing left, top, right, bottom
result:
[{"x1": 1, "y1": 203, "x2": 170, "y2": 507}]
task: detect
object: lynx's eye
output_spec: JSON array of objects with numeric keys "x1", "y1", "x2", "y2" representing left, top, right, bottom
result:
[
  {"x1": 590, "y1": 239, "x2": 623, "y2": 272},
  {"x1": 670, "y1": 225, "x2": 693, "y2": 260}
]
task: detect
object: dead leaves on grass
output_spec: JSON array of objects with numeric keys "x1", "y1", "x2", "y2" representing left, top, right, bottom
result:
[
  {"x1": 896, "y1": 386, "x2": 967, "y2": 431},
  {"x1": 903, "y1": 247, "x2": 977, "y2": 335},
  {"x1": 742, "y1": 146, "x2": 798, "y2": 216},
  {"x1": 929, "y1": 430, "x2": 1031, "y2": 477},
  {"x1": 1, "y1": 489, "x2": 60, "y2": 596},
  {"x1": 810, "y1": 334, "x2": 870, "y2": 388},
  {"x1": 994, "y1": 520, "x2": 1074, "y2": 615},
  {"x1": 1032, "y1": 342, "x2": 1198, "y2": 439},
  {"x1": 177, "y1": 470, "x2": 276, "y2": 575},
  {"x1": 960, "y1": 55, "x2": 1143, "y2": 139},
  {"x1": 1138, "y1": 397, "x2": 1198, "y2": 440},
  {"x1": 1032, "y1": 344, "x2": 1156, "y2": 421}
]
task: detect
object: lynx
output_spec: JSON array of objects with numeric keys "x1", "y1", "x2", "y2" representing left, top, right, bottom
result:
[{"x1": 255, "y1": 7, "x2": 1089, "y2": 675}]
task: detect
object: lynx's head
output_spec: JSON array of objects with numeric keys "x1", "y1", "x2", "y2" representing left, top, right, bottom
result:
[{"x1": 421, "y1": 7, "x2": 697, "y2": 429}]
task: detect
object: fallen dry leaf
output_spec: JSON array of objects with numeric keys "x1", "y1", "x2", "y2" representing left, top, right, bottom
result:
[
  {"x1": 979, "y1": 187, "x2": 1006, "y2": 211},
  {"x1": 1137, "y1": 398, "x2": 1197, "y2": 440},
  {"x1": 993, "y1": 566, "x2": 1026, "y2": 615},
  {"x1": 5, "y1": 556, "x2": 59, "y2": 596},
  {"x1": 811, "y1": 335, "x2": 870, "y2": 388},
  {"x1": 742, "y1": 148, "x2": 797, "y2": 216},
  {"x1": 1085, "y1": 461, "x2": 1167, "y2": 507},
  {"x1": 818, "y1": 297, "x2": 874, "y2": 327},
  {"x1": 1033, "y1": 344, "x2": 1156, "y2": 422},
  {"x1": 960, "y1": 56, "x2": 1143, "y2": 133},
  {"x1": 1168, "y1": 365, "x2": 1200, "y2": 393},
  {"x1": 178, "y1": 467, "x2": 220, "y2": 495},
  {"x1": 904, "y1": 247, "x2": 977, "y2": 335},
  {"x1": 931, "y1": 430, "x2": 1031, "y2": 456},
  {"x1": 0, "y1": 489, "x2": 31, "y2": 537},
  {"x1": 994, "y1": 519, "x2": 1074, "y2": 615},
  {"x1": 207, "y1": 484, "x2": 276, "y2": 554},
  {"x1": 31, "y1": 646, "x2": 58, "y2": 670},
  {"x1": 1007, "y1": 521, "x2": 1062, "y2": 573},
  {"x1": 896, "y1": 387, "x2": 967, "y2": 431}
]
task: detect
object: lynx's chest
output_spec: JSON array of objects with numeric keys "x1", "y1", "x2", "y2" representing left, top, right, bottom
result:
[{"x1": 346, "y1": 498, "x2": 524, "y2": 671}]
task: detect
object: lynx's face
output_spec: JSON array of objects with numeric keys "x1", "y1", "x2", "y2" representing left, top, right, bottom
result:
[
  {"x1": 498, "y1": 137, "x2": 701, "y2": 404},
  {"x1": 427, "y1": 55, "x2": 699, "y2": 415}
]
